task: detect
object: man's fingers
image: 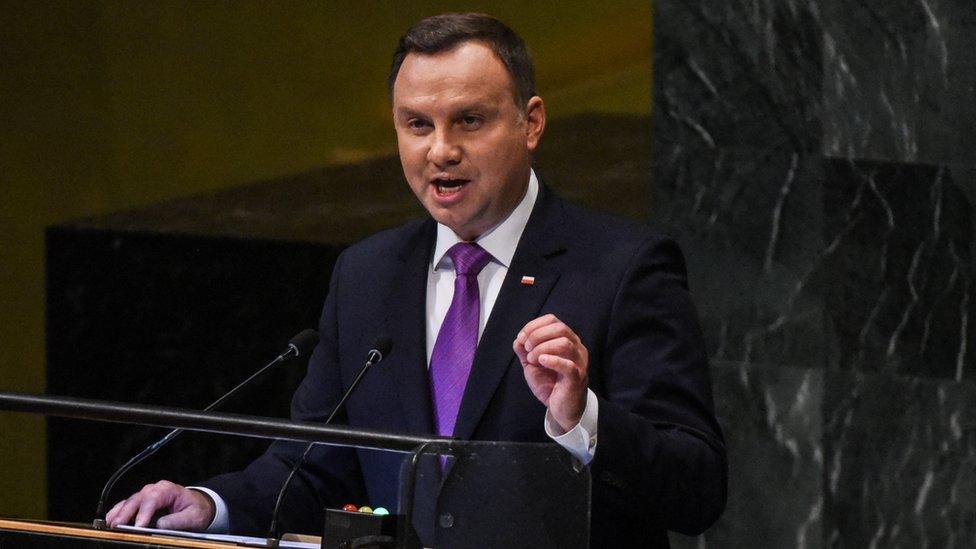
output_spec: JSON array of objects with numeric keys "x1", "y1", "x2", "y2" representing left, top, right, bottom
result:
[
  {"x1": 513, "y1": 336, "x2": 529, "y2": 364},
  {"x1": 515, "y1": 314, "x2": 561, "y2": 364},
  {"x1": 156, "y1": 507, "x2": 205, "y2": 531},
  {"x1": 134, "y1": 494, "x2": 166, "y2": 528},
  {"x1": 537, "y1": 354, "x2": 583, "y2": 381},
  {"x1": 105, "y1": 481, "x2": 184, "y2": 529},
  {"x1": 522, "y1": 320, "x2": 579, "y2": 353},
  {"x1": 106, "y1": 499, "x2": 124, "y2": 520},
  {"x1": 515, "y1": 315, "x2": 589, "y2": 428},
  {"x1": 515, "y1": 314, "x2": 560, "y2": 347},
  {"x1": 520, "y1": 360, "x2": 556, "y2": 405},
  {"x1": 526, "y1": 336, "x2": 578, "y2": 364},
  {"x1": 112, "y1": 495, "x2": 150, "y2": 528}
]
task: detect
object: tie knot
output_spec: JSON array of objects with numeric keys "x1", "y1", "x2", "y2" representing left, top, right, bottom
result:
[{"x1": 447, "y1": 242, "x2": 491, "y2": 276}]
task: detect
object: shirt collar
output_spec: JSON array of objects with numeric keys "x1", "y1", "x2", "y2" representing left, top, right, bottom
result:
[{"x1": 432, "y1": 169, "x2": 539, "y2": 271}]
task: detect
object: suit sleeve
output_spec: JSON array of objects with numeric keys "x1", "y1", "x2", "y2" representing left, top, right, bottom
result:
[
  {"x1": 199, "y1": 252, "x2": 368, "y2": 536},
  {"x1": 589, "y1": 235, "x2": 727, "y2": 538}
]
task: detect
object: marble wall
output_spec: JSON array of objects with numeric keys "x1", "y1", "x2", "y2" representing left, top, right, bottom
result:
[{"x1": 653, "y1": 0, "x2": 976, "y2": 546}]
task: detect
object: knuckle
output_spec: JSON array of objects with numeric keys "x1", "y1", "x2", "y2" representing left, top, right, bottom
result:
[{"x1": 560, "y1": 338, "x2": 575, "y2": 353}]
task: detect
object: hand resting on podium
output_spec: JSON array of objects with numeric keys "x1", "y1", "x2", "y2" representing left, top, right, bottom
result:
[{"x1": 105, "y1": 480, "x2": 215, "y2": 531}]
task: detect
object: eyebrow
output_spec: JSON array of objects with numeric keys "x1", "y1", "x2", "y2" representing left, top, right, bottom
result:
[
  {"x1": 395, "y1": 103, "x2": 498, "y2": 120},
  {"x1": 394, "y1": 107, "x2": 428, "y2": 119}
]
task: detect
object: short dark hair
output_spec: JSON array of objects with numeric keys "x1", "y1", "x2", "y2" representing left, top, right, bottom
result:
[{"x1": 389, "y1": 13, "x2": 537, "y2": 109}]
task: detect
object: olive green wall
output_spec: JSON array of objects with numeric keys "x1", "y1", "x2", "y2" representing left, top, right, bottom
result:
[{"x1": 0, "y1": 0, "x2": 650, "y2": 519}]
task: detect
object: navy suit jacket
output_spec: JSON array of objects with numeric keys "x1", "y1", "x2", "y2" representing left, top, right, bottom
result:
[{"x1": 203, "y1": 184, "x2": 727, "y2": 547}]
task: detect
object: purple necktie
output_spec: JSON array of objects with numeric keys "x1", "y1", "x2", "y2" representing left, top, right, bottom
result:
[{"x1": 429, "y1": 242, "x2": 492, "y2": 437}]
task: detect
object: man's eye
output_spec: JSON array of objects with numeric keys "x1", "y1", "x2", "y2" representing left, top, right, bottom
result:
[
  {"x1": 407, "y1": 119, "x2": 430, "y2": 130},
  {"x1": 461, "y1": 116, "x2": 482, "y2": 128}
]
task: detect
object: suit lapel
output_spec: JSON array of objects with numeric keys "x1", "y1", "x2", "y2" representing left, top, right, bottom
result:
[
  {"x1": 453, "y1": 186, "x2": 568, "y2": 441},
  {"x1": 385, "y1": 220, "x2": 437, "y2": 435}
]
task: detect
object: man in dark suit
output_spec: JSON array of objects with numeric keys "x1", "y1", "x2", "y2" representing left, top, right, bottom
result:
[{"x1": 107, "y1": 13, "x2": 726, "y2": 546}]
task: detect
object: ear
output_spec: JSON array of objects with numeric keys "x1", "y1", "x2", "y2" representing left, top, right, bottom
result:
[{"x1": 524, "y1": 96, "x2": 546, "y2": 151}]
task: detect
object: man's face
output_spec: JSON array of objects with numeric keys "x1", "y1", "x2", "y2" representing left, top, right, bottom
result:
[{"x1": 392, "y1": 41, "x2": 545, "y2": 241}]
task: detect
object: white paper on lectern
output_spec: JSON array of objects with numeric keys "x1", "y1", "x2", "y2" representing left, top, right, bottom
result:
[{"x1": 114, "y1": 524, "x2": 318, "y2": 548}]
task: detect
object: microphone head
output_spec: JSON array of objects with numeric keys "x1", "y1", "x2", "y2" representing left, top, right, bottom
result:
[
  {"x1": 288, "y1": 329, "x2": 320, "y2": 357},
  {"x1": 370, "y1": 335, "x2": 393, "y2": 359}
]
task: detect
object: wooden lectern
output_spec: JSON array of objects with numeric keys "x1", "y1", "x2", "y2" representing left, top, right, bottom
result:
[{"x1": 0, "y1": 519, "x2": 245, "y2": 548}]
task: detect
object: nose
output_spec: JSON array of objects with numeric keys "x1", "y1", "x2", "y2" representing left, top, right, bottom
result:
[{"x1": 427, "y1": 128, "x2": 461, "y2": 167}]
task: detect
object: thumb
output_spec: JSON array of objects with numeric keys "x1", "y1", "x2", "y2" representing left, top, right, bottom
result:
[
  {"x1": 155, "y1": 511, "x2": 183, "y2": 530},
  {"x1": 156, "y1": 506, "x2": 206, "y2": 531}
]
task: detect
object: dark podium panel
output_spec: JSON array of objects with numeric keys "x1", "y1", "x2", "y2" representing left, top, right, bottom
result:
[{"x1": 404, "y1": 442, "x2": 591, "y2": 549}]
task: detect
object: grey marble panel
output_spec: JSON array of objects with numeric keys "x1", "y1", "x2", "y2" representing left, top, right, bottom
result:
[
  {"x1": 823, "y1": 158, "x2": 975, "y2": 380},
  {"x1": 653, "y1": 0, "x2": 831, "y2": 370},
  {"x1": 673, "y1": 361, "x2": 824, "y2": 548},
  {"x1": 653, "y1": 0, "x2": 822, "y2": 153},
  {"x1": 654, "y1": 145, "x2": 831, "y2": 369},
  {"x1": 824, "y1": 369, "x2": 976, "y2": 547},
  {"x1": 654, "y1": 1, "x2": 976, "y2": 547},
  {"x1": 822, "y1": 0, "x2": 976, "y2": 165}
]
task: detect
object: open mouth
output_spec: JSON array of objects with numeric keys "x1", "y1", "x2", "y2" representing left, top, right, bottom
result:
[{"x1": 433, "y1": 177, "x2": 471, "y2": 195}]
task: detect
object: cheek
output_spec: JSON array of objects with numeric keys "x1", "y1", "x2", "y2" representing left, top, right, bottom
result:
[
  {"x1": 478, "y1": 144, "x2": 516, "y2": 175},
  {"x1": 397, "y1": 155, "x2": 424, "y2": 194},
  {"x1": 396, "y1": 136, "x2": 427, "y2": 168}
]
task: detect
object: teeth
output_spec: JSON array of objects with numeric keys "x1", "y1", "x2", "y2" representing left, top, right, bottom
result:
[{"x1": 434, "y1": 178, "x2": 466, "y2": 194}]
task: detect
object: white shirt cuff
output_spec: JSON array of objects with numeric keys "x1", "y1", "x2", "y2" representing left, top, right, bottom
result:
[
  {"x1": 187, "y1": 486, "x2": 229, "y2": 533},
  {"x1": 544, "y1": 389, "x2": 598, "y2": 467}
]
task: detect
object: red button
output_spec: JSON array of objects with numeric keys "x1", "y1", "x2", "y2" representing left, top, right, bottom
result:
[{"x1": 342, "y1": 504, "x2": 358, "y2": 512}]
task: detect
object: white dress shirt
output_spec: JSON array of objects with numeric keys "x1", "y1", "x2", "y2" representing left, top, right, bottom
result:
[{"x1": 200, "y1": 170, "x2": 596, "y2": 532}]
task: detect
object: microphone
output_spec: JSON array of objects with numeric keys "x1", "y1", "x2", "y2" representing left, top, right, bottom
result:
[
  {"x1": 365, "y1": 335, "x2": 393, "y2": 367},
  {"x1": 266, "y1": 335, "x2": 392, "y2": 545},
  {"x1": 284, "y1": 329, "x2": 320, "y2": 360},
  {"x1": 92, "y1": 329, "x2": 319, "y2": 529}
]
